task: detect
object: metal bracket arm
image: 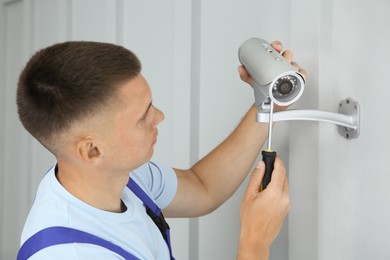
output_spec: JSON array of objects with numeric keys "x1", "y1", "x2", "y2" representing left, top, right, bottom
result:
[{"x1": 256, "y1": 98, "x2": 360, "y2": 139}]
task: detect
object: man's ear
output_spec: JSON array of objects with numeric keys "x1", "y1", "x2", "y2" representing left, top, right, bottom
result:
[{"x1": 76, "y1": 137, "x2": 102, "y2": 162}]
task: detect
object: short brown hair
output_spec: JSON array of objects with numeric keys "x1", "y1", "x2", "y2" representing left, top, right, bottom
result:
[{"x1": 17, "y1": 41, "x2": 141, "y2": 149}]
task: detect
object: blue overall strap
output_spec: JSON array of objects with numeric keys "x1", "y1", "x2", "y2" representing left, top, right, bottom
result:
[
  {"x1": 126, "y1": 178, "x2": 175, "y2": 260},
  {"x1": 17, "y1": 226, "x2": 139, "y2": 260}
]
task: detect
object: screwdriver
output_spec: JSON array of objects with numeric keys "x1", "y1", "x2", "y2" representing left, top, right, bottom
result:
[{"x1": 260, "y1": 101, "x2": 277, "y2": 191}]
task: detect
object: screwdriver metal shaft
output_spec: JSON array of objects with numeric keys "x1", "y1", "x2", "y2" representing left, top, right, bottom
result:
[
  {"x1": 267, "y1": 101, "x2": 274, "y2": 150},
  {"x1": 260, "y1": 100, "x2": 277, "y2": 191}
]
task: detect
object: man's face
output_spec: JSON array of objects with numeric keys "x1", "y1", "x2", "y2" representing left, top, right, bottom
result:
[{"x1": 103, "y1": 74, "x2": 165, "y2": 173}]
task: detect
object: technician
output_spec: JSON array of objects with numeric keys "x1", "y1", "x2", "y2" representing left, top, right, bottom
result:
[{"x1": 16, "y1": 40, "x2": 305, "y2": 259}]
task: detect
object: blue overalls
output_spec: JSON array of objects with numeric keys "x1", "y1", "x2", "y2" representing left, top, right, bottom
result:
[{"x1": 17, "y1": 178, "x2": 175, "y2": 260}]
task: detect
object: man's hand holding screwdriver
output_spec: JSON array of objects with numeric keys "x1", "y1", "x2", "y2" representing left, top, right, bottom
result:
[{"x1": 237, "y1": 157, "x2": 289, "y2": 260}]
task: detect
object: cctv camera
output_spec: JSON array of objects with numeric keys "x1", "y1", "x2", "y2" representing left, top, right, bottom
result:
[{"x1": 238, "y1": 38, "x2": 305, "y2": 107}]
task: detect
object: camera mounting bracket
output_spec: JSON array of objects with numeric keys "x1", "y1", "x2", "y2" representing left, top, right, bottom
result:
[{"x1": 257, "y1": 98, "x2": 360, "y2": 139}]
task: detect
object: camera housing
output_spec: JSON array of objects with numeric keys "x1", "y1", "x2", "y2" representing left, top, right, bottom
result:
[{"x1": 238, "y1": 38, "x2": 305, "y2": 107}]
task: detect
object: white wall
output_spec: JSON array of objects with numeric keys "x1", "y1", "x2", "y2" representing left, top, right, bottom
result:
[
  {"x1": 289, "y1": 0, "x2": 390, "y2": 259},
  {"x1": 2, "y1": 0, "x2": 390, "y2": 259},
  {"x1": 317, "y1": 0, "x2": 390, "y2": 259}
]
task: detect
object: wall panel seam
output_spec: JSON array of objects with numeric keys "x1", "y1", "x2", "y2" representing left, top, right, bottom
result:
[{"x1": 189, "y1": 0, "x2": 201, "y2": 259}]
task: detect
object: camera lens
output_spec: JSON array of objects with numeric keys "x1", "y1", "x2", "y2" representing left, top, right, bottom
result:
[
  {"x1": 269, "y1": 73, "x2": 304, "y2": 106},
  {"x1": 273, "y1": 76, "x2": 295, "y2": 97},
  {"x1": 277, "y1": 80, "x2": 293, "y2": 95}
]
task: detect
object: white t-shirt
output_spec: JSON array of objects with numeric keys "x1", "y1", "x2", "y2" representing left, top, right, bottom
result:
[{"x1": 20, "y1": 161, "x2": 178, "y2": 259}]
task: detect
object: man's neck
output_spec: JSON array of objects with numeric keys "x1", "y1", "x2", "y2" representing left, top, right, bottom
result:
[{"x1": 55, "y1": 162, "x2": 129, "y2": 213}]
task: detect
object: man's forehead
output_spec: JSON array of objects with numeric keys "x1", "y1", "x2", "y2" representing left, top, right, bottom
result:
[{"x1": 116, "y1": 74, "x2": 152, "y2": 107}]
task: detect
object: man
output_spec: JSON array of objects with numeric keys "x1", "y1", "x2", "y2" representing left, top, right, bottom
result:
[{"x1": 16, "y1": 40, "x2": 305, "y2": 259}]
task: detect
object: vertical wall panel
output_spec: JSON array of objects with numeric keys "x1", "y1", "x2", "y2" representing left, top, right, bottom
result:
[
  {"x1": 318, "y1": 0, "x2": 390, "y2": 259},
  {"x1": 171, "y1": 0, "x2": 192, "y2": 259},
  {"x1": 32, "y1": 0, "x2": 70, "y2": 46},
  {"x1": 188, "y1": 0, "x2": 201, "y2": 258},
  {"x1": 71, "y1": 0, "x2": 116, "y2": 42},
  {"x1": 29, "y1": 0, "x2": 63, "y2": 200},
  {"x1": 0, "y1": 2, "x2": 5, "y2": 259},
  {"x1": 1, "y1": 1, "x2": 30, "y2": 258},
  {"x1": 0, "y1": 2, "x2": 5, "y2": 256},
  {"x1": 197, "y1": 1, "x2": 292, "y2": 259},
  {"x1": 288, "y1": 0, "x2": 321, "y2": 259}
]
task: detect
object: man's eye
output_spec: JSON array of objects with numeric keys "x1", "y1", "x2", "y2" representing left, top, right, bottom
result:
[
  {"x1": 142, "y1": 112, "x2": 149, "y2": 120},
  {"x1": 139, "y1": 111, "x2": 149, "y2": 123}
]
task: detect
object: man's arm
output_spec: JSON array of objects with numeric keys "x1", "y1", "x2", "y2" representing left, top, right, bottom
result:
[
  {"x1": 164, "y1": 103, "x2": 268, "y2": 217},
  {"x1": 163, "y1": 41, "x2": 305, "y2": 218}
]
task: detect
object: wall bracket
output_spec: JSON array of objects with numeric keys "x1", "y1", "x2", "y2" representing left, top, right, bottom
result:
[{"x1": 337, "y1": 98, "x2": 360, "y2": 139}]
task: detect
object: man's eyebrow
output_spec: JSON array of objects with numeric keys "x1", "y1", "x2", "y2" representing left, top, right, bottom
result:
[{"x1": 140, "y1": 101, "x2": 153, "y2": 120}]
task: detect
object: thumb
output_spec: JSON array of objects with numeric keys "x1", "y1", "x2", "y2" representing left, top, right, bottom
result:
[{"x1": 245, "y1": 161, "x2": 265, "y2": 196}]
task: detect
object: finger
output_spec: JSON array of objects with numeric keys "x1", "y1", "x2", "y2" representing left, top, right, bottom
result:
[
  {"x1": 267, "y1": 157, "x2": 286, "y2": 190},
  {"x1": 291, "y1": 61, "x2": 307, "y2": 80},
  {"x1": 282, "y1": 177, "x2": 290, "y2": 213},
  {"x1": 282, "y1": 175, "x2": 289, "y2": 194},
  {"x1": 291, "y1": 61, "x2": 300, "y2": 71},
  {"x1": 274, "y1": 103, "x2": 289, "y2": 112},
  {"x1": 238, "y1": 65, "x2": 254, "y2": 86},
  {"x1": 245, "y1": 161, "x2": 265, "y2": 197},
  {"x1": 271, "y1": 41, "x2": 283, "y2": 52},
  {"x1": 299, "y1": 67, "x2": 307, "y2": 80},
  {"x1": 282, "y1": 50, "x2": 294, "y2": 63}
]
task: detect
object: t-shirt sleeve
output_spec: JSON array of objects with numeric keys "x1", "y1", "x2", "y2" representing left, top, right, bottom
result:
[{"x1": 130, "y1": 161, "x2": 178, "y2": 210}]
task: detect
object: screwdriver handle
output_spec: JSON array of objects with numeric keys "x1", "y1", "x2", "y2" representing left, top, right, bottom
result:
[{"x1": 260, "y1": 150, "x2": 277, "y2": 191}]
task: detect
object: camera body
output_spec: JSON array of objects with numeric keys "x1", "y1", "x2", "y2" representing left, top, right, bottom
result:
[{"x1": 238, "y1": 38, "x2": 305, "y2": 107}]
